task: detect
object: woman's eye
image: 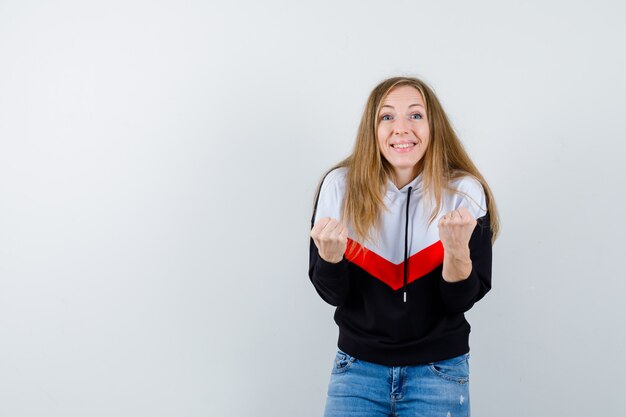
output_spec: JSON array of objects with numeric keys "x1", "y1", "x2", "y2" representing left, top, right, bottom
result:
[
  {"x1": 381, "y1": 114, "x2": 392, "y2": 121},
  {"x1": 411, "y1": 113, "x2": 423, "y2": 120}
]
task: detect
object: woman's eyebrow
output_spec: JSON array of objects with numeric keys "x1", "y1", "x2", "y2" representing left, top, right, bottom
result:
[{"x1": 381, "y1": 104, "x2": 424, "y2": 109}]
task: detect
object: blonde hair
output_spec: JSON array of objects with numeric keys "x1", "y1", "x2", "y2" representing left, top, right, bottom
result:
[{"x1": 316, "y1": 76, "x2": 500, "y2": 250}]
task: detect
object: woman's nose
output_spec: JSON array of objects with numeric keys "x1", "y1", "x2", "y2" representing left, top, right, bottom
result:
[{"x1": 393, "y1": 117, "x2": 409, "y2": 134}]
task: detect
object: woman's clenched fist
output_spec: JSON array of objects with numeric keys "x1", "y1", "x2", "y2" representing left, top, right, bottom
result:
[
  {"x1": 437, "y1": 207, "x2": 477, "y2": 258},
  {"x1": 310, "y1": 217, "x2": 349, "y2": 264}
]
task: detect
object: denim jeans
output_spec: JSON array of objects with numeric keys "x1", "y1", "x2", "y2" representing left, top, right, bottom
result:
[{"x1": 324, "y1": 350, "x2": 470, "y2": 417}]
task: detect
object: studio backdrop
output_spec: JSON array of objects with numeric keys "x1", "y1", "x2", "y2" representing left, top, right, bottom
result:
[{"x1": 0, "y1": 1, "x2": 625, "y2": 416}]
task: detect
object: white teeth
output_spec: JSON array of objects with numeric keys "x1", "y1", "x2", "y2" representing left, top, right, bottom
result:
[{"x1": 392, "y1": 143, "x2": 414, "y2": 149}]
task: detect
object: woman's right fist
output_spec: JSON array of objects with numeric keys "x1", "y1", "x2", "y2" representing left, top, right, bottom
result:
[{"x1": 310, "y1": 217, "x2": 349, "y2": 264}]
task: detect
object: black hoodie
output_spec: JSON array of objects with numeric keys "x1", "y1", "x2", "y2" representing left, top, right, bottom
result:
[{"x1": 308, "y1": 167, "x2": 493, "y2": 366}]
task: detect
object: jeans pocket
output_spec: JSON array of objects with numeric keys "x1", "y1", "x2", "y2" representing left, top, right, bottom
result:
[
  {"x1": 428, "y1": 353, "x2": 470, "y2": 384},
  {"x1": 331, "y1": 349, "x2": 357, "y2": 374}
]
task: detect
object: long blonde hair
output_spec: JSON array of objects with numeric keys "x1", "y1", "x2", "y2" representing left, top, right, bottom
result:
[{"x1": 316, "y1": 76, "x2": 500, "y2": 247}]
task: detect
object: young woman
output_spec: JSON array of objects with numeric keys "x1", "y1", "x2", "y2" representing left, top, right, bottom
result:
[{"x1": 309, "y1": 76, "x2": 500, "y2": 416}]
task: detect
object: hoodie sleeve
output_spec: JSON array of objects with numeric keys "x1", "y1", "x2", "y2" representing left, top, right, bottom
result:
[
  {"x1": 308, "y1": 169, "x2": 351, "y2": 307},
  {"x1": 439, "y1": 177, "x2": 493, "y2": 313}
]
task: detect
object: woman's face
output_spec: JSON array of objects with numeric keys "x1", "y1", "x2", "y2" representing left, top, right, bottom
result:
[{"x1": 377, "y1": 85, "x2": 430, "y2": 183}]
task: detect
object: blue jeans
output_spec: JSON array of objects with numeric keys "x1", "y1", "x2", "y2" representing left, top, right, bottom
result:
[{"x1": 324, "y1": 350, "x2": 470, "y2": 417}]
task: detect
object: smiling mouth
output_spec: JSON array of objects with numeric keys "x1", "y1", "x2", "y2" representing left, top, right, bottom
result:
[{"x1": 391, "y1": 143, "x2": 416, "y2": 149}]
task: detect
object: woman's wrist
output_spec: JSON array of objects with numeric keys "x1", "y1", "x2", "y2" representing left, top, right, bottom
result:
[{"x1": 442, "y1": 249, "x2": 472, "y2": 282}]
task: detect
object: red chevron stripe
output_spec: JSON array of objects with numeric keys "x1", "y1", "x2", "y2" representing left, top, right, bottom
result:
[{"x1": 345, "y1": 239, "x2": 444, "y2": 291}]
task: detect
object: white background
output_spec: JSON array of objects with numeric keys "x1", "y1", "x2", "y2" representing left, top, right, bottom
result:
[{"x1": 1, "y1": 1, "x2": 625, "y2": 416}]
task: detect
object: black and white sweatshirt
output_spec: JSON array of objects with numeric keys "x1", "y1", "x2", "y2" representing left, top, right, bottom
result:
[{"x1": 308, "y1": 167, "x2": 493, "y2": 366}]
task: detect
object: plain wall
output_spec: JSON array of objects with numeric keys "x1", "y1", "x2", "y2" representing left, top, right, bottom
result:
[{"x1": 1, "y1": 0, "x2": 625, "y2": 416}]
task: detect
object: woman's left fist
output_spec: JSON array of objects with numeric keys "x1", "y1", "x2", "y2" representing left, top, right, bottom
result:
[{"x1": 437, "y1": 207, "x2": 477, "y2": 257}]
